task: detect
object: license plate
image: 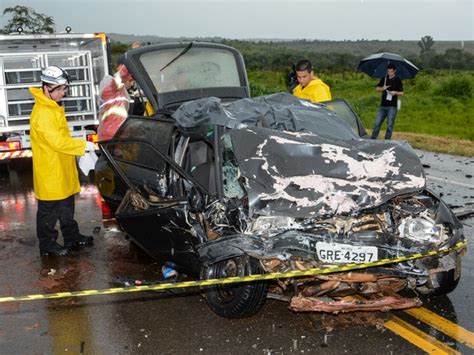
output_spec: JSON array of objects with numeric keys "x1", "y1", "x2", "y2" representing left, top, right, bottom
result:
[{"x1": 316, "y1": 242, "x2": 378, "y2": 264}]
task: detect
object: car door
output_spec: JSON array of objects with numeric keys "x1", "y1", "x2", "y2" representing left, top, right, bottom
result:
[
  {"x1": 323, "y1": 99, "x2": 369, "y2": 138},
  {"x1": 99, "y1": 115, "x2": 203, "y2": 274}
]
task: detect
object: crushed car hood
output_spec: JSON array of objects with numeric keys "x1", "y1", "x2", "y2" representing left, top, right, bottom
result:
[
  {"x1": 173, "y1": 93, "x2": 426, "y2": 218},
  {"x1": 172, "y1": 93, "x2": 358, "y2": 140},
  {"x1": 230, "y1": 127, "x2": 425, "y2": 218}
]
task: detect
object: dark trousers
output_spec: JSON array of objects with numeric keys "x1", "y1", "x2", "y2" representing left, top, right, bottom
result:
[{"x1": 36, "y1": 195, "x2": 80, "y2": 250}]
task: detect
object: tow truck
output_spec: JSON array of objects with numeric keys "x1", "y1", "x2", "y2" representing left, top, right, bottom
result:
[{"x1": 0, "y1": 31, "x2": 110, "y2": 162}]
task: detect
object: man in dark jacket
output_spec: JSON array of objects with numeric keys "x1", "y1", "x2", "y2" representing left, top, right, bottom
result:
[{"x1": 371, "y1": 64, "x2": 404, "y2": 140}]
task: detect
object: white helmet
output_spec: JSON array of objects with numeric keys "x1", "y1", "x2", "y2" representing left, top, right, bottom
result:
[{"x1": 41, "y1": 66, "x2": 70, "y2": 85}]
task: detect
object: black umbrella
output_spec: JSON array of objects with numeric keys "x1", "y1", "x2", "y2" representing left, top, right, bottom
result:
[{"x1": 357, "y1": 52, "x2": 419, "y2": 80}]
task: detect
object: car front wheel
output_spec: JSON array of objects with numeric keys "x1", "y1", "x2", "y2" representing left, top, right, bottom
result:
[
  {"x1": 424, "y1": 268, "x2": 461, "y2": 296},
  {"x1": 204, "y1": 256, "x2": 267, "y2": 318},
  {"x1": 418, "y1": 255, "x2": 462, "y2": 296}
]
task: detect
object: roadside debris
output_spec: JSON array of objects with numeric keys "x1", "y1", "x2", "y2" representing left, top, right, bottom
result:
[
  {"x1": 162, "y1": 262, "x2": 178, "y2": 279},
  {"x1": 112, "y1": 278, "x2": 157, "y2": 287},
  {"x1": 316, "y1": 311, "x2": 387, "y2": 332},
  {"x1": 290, "y1": 295, "x2": 422, "y2": 313},
  {"x1": 452, "y1": 202, "x2": 474, "y2": 219}
]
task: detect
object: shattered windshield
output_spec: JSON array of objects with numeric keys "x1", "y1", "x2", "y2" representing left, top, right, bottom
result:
[{"x1": 140, "y1": 47, "x2": 241, "y2": 94}]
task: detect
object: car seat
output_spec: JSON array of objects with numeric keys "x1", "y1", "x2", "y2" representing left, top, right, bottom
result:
[
  {"x1": 191, "y1": 161, "x2": 216, "y2": 194},
  {"x1": 186, "y1": 140, "x2": 216, "y2": 194}
]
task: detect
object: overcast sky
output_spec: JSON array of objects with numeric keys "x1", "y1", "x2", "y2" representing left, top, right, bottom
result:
[{"x1": 1, "y1": 0, "x2": 473, "y2": 41}]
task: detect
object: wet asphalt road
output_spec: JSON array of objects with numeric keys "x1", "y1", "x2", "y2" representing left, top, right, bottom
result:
[{"x1": 0, "y1": 150, "x2": 473, "y2": 354}]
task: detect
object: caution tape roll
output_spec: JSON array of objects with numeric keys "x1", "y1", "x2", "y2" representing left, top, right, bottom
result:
[{"x1": 0, "y1": 240, "x2": 466, "y2": 303}]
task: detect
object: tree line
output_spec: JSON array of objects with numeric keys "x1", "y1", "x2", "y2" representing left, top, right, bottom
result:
[
  {"x1": 106, "y1": 37, "x2": 474, "y2": 74},
  {"x1": 220, "y1": 37, "x2": 474, "y2": 73},
  {"x1": 4, "y1": 6, "x2": 473, "y2": 72}
]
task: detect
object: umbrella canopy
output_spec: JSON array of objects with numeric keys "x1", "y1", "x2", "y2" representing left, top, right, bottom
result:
[{"x1": 358, "y1": 52, "x2": 419, "y2": 80}]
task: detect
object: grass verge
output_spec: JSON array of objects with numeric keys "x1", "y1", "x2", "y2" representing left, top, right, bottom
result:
[
  {"x1": 374, "y1": 130, "x2": 474, "y2": 156},
  {"x1": 248, "y1": 69, "x2": 474, "y2": 157}
]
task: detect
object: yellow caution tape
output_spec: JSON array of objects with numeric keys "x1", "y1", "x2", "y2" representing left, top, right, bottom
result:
[{"x1": 0, "y1": 240, "x2": 466, "y2": 303}]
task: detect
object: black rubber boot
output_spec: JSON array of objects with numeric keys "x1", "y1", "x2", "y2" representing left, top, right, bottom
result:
[
  {"x1": 40, "y1": 242, "x2": 68, "y2": 256},
  {"x1": 65, "y1": 234, "x2": 94, "y2": 249}
]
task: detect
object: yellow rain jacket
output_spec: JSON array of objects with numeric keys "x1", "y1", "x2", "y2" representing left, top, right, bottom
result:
[
  {"x1": 293, "y1": 78, "x2": 332, "y2": 103},
  {"x1": 144, "y1": 100, "x2": 155, "y2": 117},
  {"x1": 29, "y1": 87, "x2": 86, "y2": 201}
]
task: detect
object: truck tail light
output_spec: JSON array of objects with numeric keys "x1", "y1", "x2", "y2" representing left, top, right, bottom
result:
[
  {"x1": 87, "y1": 134, "x2": 98, "y2": 143},
  {"x1": 0, "y1": 141, "x2": 21, "y2": 151}
]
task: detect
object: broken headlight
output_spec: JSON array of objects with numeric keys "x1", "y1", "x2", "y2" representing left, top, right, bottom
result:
[
  {"x1": 248, "y1": 216, "x2": 297, "y2": 235},
  {"x1": 398, "y1": 213, "x2": 447, "y2": 244}
]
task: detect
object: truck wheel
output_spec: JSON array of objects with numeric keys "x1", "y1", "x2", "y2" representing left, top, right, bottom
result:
[{"x1": 205, "y1": 256, "x2": 267, "y2": 318}]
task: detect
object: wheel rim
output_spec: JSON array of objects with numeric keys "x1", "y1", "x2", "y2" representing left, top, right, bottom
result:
[{"x1": 209, "y1": 258, "x2": 244, "y2": 301}]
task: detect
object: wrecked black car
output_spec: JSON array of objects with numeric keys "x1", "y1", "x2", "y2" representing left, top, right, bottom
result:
[{"x1": 95, "y1": 42, "x2": 466, "y2": 318}]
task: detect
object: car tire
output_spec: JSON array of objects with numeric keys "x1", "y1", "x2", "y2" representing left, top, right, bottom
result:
[
  {"x1": 418, "y1": 253, "x2": 462, "y2": 296},
  {"x1": 204, "y1": 256, "x2": 267, "y2": 319},
  {"x1": 424, "y1": 268, "x2": 461, "y2": 296}
]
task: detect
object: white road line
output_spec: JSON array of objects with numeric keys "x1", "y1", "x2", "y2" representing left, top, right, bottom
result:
[{"x1": 427, "y1": 175, "x2": 474, "y2": 189}]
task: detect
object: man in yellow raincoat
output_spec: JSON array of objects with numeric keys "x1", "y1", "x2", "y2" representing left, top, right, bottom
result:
[
  {"x1": 30, "y1": 66, "x2": 96, "y2": 256},
  {"x1": 293, "y1": 60, "x2": 332, "y2": 103}
]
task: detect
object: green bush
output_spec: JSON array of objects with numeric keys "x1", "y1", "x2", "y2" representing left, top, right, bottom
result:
[
  {"x1": 109, "y1": 42, "x2": 129, "y2": 69},
  {"x1": 323, "y1": 77, "x2": 334, "y2": 89},
  {"x1": 412, "y1": 77, "x2": 432, "y2": 91},
  {"x1": 422, "y1": 68, "x2": 436, "y2": 75},
  {"x1": 249, "y1": 82, "x2": 278, "y2": 97},
  {"x1": 432, "y1": 76, "x2": 472, "y2": 99},
  {"x1": 247, "y1": 69, "x2": 474, "y2": 141},
  {"x1": 248, "y1": 69, "x2": 287, "y2": 97}
]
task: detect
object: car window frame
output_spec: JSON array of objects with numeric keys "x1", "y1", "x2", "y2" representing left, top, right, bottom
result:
[
  {"x1": 100, "y1": 133, "x2": 211, "y2": 201},
  {"x1": 322, "y1": 99, "x2": 368, "y2": 138},
  {"x1": 119, "y1": 42, "x2": 250, "y2": 113}
]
